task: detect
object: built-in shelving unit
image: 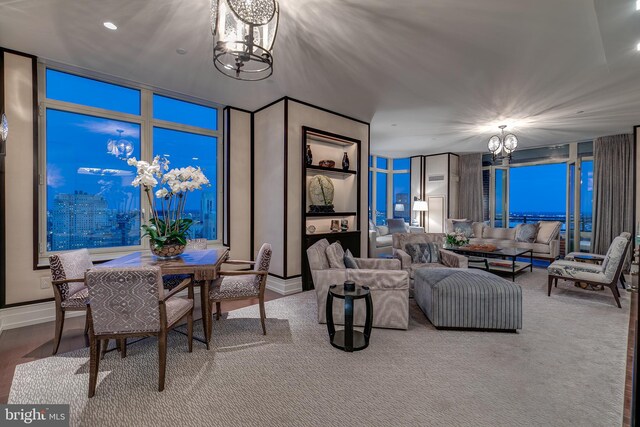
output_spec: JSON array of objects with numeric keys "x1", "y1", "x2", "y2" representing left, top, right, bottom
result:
[{"x1": 302, "y1": 127, "x2": 361, "y2": 290}]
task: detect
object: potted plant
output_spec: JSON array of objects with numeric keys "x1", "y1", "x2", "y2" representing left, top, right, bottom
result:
[
  {"x1": 127, "y1": 156, "x2": 210, "y2": 259},
  {"x1": 445, "y1": 230, "x2": 469, "y2": 248}
]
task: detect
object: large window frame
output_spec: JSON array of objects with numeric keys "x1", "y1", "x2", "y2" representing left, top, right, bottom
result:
[
  {"x1": 37, "y1": 62, "x2": 223, "y2": 265},
  {"x1": 369, "y1": 155, "x2": 411, "y2": 225}
]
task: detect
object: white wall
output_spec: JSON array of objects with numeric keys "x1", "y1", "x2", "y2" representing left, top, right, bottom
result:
[
  {"x1": 4, "y1": 52, "x2": 51, "y2": 305},
  {"x1": 226, "y1": 108, "x2": 252, "y2": 261},
  {"x1": 253, "y1": 100, "x2": 286, "y2": 277}
]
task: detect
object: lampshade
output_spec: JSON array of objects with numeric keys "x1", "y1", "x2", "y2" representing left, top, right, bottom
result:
[
  {"x1": 394, "y1": 203, "x2": 405, "y2": 212},
  {"x1": 413, "y1": 200, "x2": 429, "y2": 211}
]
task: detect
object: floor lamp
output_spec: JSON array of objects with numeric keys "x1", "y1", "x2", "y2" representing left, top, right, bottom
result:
[{"x1": 413, "y1": 199, "x2": 429, "y2": 228}]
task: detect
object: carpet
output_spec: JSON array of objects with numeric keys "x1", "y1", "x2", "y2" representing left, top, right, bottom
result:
[{"x1": 9, "y1": 269, "x2": 630, "y2": 426}]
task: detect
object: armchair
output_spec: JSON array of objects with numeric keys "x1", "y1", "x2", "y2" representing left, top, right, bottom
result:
[
  {"x1": 307, "y1": 239, "x2": 409, "y2": 330},
  {"x1": 86, "y1": 266, "x2": 194, "y2": 396},
  {"x1": 368, "y1": 219, "x2": 425, "y2": 258},
  {"x1": 392, "y1": 233, "x2": 468, "y2": 289}
]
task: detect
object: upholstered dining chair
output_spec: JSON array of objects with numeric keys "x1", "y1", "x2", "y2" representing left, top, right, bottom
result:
[
  {"x1": 208, "y1": 243, "x2": 272, "y2": 340},
  {"x1": 49, "y1": 249, "x2": 94, "y2": 355},
  {"x1": 547, "y1": 235, "x2": 631, "y2": 308},
  {"x1": 85, "y1": 266, "x2": 194, "y2": 397}
]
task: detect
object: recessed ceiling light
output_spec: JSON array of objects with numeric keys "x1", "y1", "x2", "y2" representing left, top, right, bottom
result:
[
  {"x1": 103, "y1": 22, "x2": 117, "y2": 30},
  {"x1": 636, "y1": 0, "x2": 640, "y2": 10},
  {"x1": 576, "y1": 110, "x2": 584, "y2": 114},
  {"x1": 176, "y1": 48, "x2": 188, "y2": 55},
  {"x1": 391, "y1": 123, "x2": 397, "y2": 127}
]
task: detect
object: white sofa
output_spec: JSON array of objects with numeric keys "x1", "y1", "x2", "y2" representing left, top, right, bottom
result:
[
  {"x1": 368, "y1": 220, "x2": 424, "y2": 258},
  {"x1": 446, "y1": 219, "x2": 561, "y2": 261}
]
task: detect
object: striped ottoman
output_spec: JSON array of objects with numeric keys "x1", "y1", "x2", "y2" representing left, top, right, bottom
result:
[{"x1": 414, "y1": 268, "x2": 522, "y2": 331}]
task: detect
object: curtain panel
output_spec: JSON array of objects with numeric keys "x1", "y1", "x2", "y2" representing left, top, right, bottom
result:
[
  {"x1": 591, "y1": 134, "x2": 634, "y2": 264},
  {"x1": 457, "y1": 153, "x2": 484, "y2": 222}
]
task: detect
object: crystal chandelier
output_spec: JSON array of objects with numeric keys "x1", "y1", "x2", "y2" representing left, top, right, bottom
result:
[
  {"x1": 487, "y1": 125, "x2": 518, "y2": 163},
  {"x1": 107, "y1": 129, "x2": 134, "y2": 158},
  {"x1": 211, "y1": 0, "x2": 280, "y2": 81}
]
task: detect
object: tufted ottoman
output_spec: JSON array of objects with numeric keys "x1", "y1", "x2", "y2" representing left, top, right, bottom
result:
[{"x1": 414, "y1": 268, "x2": 522, "y2": 331}]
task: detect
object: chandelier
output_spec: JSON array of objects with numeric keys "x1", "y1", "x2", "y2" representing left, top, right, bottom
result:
[
  {"x1": 107, "y1": 129, "x2": 134, "y2": 158},
  {"x1": 211, "y1": 0, "x2": 280, "y2": 81},
  {"x1": 487, "y1": 125, "x2": 518, "y2": 163}
]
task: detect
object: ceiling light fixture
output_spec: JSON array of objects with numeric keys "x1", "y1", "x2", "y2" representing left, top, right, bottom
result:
[
  {"x1": 637, "y1": 42, "x2": 640, "y2": 51},
  {"x1": 103, "y1": 22, "x2": 117, "y2": 30},
  {"x1": 636, "y1": 0, "x2": 640, "y2": 11},
  {"x1": 487, "y1": 125, "x2": 518, "y2": 163},
  {"x1": 211, "y1": 0, "x2": 280, "y2": 81}
]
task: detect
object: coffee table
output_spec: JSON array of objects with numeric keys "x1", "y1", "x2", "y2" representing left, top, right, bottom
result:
[{"x1": 446, "y1": 246, "x2": 533, "y2": 281}]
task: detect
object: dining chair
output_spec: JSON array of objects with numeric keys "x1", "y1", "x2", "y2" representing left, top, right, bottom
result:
[
  {"x1": 208, "y1": 243, "x2": 272, "y2": 340},
  {"x1": 49, "y1": 249, "x2": 94, "y2": 355},
  {"x1": 85, "y1": 266, "x2": 194, "y2": 397}
]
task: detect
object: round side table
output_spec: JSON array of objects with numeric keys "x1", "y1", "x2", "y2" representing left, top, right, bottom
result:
[{"x1": 326, "y1": 284, "x2": 373, "y2": 352}]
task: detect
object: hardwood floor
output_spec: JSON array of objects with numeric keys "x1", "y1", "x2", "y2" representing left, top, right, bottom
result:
[{"x1": 0, "y1": 289, "x2": 281, "y2": 404}]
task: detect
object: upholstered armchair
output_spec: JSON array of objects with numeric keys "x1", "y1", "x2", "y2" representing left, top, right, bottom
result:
[
  {"x1": 306, "y1": 239, "x2": 410, "y2": 330},
  {"x1": 392, "y1": 233, "x2": 468, "y2": 289},
  {"x1": 548, "y1": 236, "x2": 631, "y2": 308},
  {"x1": 49, "y1": 249, "x2": 94, "y2": 355},
  {"x1": 368, "y1": 219, "x2": 425, "y2": 258},
  {"x1": 208, "y1": 243, "x2": 272, "y2": 339},
  {"x1": 85, "y1": 267, "x2": 194, "y2": 397}
]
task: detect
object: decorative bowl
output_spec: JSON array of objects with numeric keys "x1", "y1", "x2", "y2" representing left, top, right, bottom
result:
[
  {"x1": 151, "y1": 243, "x2": 186, "y2": 259},
  {"x1": 318, "y1": 160, "x2": 336, "y2": 168}
]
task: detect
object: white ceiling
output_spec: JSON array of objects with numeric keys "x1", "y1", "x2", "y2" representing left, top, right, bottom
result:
[{"x1": 1, "y1": 0, "x2": 639, "y2": 156}]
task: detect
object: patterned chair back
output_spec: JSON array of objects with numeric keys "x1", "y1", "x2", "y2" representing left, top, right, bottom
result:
[
  {"x1": 602, "y1": 236, "x2": 629, "y2": 281},
  {"x1": 254, "y1": 244, "x2": 272, "y2": 284},
  {"x1": 86, "y1": 267, "x2": 163, "y2": 335},
  {"x1": 49, "y1": 249, "x2": 94, "y2": 301}
]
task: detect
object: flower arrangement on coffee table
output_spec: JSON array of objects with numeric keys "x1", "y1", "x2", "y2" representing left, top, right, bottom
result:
[
  {"x1": 445, "y1": 230, "x2": 469, "y2": 247},
  {"x1": 126, "y1": 156, "x2": 210, "y2": 259}
]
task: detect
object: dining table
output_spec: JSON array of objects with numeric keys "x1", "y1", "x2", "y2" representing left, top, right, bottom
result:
[{"x1": 97, "y1": 248, "x2": 229, "y2": 349}]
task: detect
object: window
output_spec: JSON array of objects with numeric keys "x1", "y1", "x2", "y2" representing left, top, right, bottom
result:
[
  {"x1": 369, "y1": 156, "x2": 410, "y2": 226},
  {"x1": 509, "y1": 163, "x2": 567, "y2": 230},
  {"x1": 392, "y1": 158, "x2": 410, "y2": 223},
  {"x1": 375, "y1": 172, "x2": 387, "y2": 225},
  {"x1": 579, "y1": 160, "x2": 594, "y2": 251},
  {"x1": 40, "y1": 68, "x2": 221, "y2": 260}
]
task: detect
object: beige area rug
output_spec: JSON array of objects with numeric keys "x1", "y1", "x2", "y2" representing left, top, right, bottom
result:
[{"x1": 9, "y1": 268, "x2": 630, "y2": 426}]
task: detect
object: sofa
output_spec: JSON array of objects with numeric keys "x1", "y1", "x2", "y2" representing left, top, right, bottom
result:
[
  {"x1": 446, "y1": 219, "x2": 561, "y2": 261},
  {"x1": 368, "y1": 219, "x2": 425, "y2": 258},
  {"x1": 306, "y1": 239, "x2": 410, "y2": 330},
  {"x1": 392, "y1": 232, "x2": 468, "y2": 289}
]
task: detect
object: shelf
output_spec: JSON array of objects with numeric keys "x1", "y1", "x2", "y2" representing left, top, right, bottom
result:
[
  {"x1": 306, "y1": 230, "x2": 361, "y2": 236},
  {"x1": 306, "y1": 211, "x2": 357, "y2": 217},
  {"x1": 306, "y1": 133, "x2": 356, "y2": 147},
  {"x1": 306, "y1": 165, "x2": 356, "y2": 178}
]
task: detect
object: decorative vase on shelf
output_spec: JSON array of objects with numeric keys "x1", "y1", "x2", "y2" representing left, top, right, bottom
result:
[
  {"x1": 342, "y1": 152, "x2": 350, "y2": 171},
  {"x1": 306, "y1": 145, "x2": 313, "y2": 165},
  {"x1": 308, "y1": 175, "x2": 335, "y2": 213}
]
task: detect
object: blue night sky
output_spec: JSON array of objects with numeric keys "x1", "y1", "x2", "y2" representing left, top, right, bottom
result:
[{"x1": 46, "y1": 69, "x2": 217, "y2": 213}]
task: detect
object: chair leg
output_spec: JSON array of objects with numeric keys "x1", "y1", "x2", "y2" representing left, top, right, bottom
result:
[
  {"x1": 187, "y1": 309, "x2": 193, "y2": 353},
  {"x1": 100, "y1": 339, "x2": 108, "y2": 360},
  {"x1": 620, "y1": 274, "x2": 627, "y2": 289},
  {"x1": 53, "y1": 307, "x2": 65, "y2": 355},
  {"x1": 84, "y1": 310, "x2": 90, "y2": 336},
  {"x1": 158, "y1": 331, "x2": 167, "y2": 392},
  {"x1": 119, "y1": 339, "x2": 127, "y2": 358},
  {"x1": 88, "y1": 336, "x2": 101, "y2": 398},
  {"x1": 554, "y1": 278, "x2": 558, "y2": 288},
  {"x1": 610, "y1": 284, "x2": 622, "y2": 308},
  {"x1": 259, "y1": 297, "x2": 266, "y2": 336},
  {"x1": 547, "y1": 276, "x2": 554, "y2": 297},
  {"x1": 216, "y1": 302, "x2": 221, "y2": 320}
]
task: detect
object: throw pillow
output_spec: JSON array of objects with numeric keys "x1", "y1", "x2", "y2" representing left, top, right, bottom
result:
[
  {"x1": 515, "y1": 223, "x2": 539, "y2": 243},
  {"x1": 368, "y1": 219, "x2": 377, "y2": 231},
  {"x1": 452, "y1": 220, "x2": 474, "y2": 238},
  {"x1": 386, "y1": 218, "x2": 407, "y2": 234},
  {"x1": 326, "y1": 241, "x2": 346, "y2": 269},
  {"x1": 405, "y1": 243, "x2": 440, "y2": 264},
  {"x1": 343, "y1": 249, "x2": 359, "y2": 269},
  {"x1": 536, "y1": 221, "x2": 561, "y2": 244}
]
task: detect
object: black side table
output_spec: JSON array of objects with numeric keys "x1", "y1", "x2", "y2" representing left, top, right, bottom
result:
[{"x1": 326, "y1": 284, "x2": 373, "y2": 352}]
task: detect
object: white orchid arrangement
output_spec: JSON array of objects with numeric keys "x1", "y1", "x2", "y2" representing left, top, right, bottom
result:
[
  {"x1": 126, "y1": 156, "x2": 210, "y2": 248},
  {"x1": 445, "y1": 229, "x2": 469, "y2": 247}
]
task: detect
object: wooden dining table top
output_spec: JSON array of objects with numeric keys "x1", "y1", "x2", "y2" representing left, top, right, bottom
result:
[{"x1": 97, "y1": 248, "x2": 229, "y2": 280}]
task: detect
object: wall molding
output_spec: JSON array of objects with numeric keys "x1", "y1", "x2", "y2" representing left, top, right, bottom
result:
[
  {"x1": 266, "y1": 274, "x2": 302, "y2": 296},
  {"x1": 0, "y1": 300, "x2": 83, "y2": 334}
]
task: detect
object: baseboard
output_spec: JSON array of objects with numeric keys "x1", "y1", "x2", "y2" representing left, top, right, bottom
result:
[
  {"x1": 0, "y1": 288, "x2": 200, "y2": 335},
  {"x1": 266, "y1": 275, "x2": 302, "y2": 295}
]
